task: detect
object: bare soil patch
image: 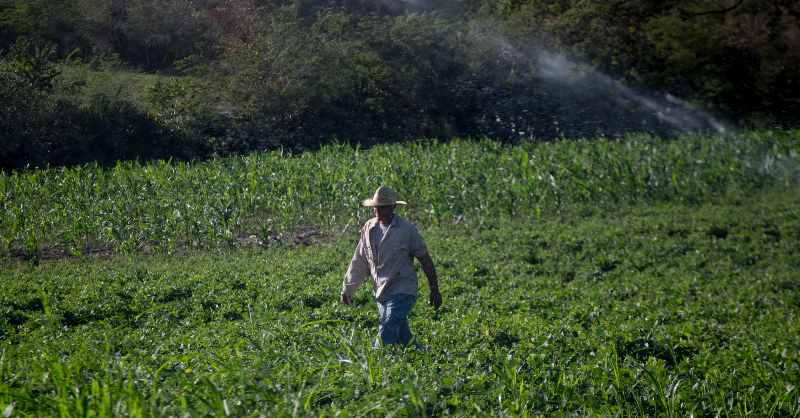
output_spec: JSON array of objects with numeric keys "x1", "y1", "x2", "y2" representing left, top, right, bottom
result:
[{"x1": 3, "y1": 226, "x2": 340, "y2": 265}]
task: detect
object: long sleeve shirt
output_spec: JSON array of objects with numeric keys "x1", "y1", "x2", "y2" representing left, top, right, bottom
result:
[{"x1": 342, "y1": 215, "x2": 429, "y2": 303}]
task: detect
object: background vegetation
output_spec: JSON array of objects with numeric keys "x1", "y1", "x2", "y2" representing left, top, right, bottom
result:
[{"x1": 2, "y1": 0, "x2": 799, "y2": 169}]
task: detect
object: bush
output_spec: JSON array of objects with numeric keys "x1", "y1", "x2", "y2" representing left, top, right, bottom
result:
[{"x1": 0, "y1": 39, "x2": 209, "y2": 170}]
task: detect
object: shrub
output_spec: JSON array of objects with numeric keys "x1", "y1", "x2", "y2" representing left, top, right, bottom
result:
[{"x1": 0, "y1": 39, "x2": 209, "y2": 170}]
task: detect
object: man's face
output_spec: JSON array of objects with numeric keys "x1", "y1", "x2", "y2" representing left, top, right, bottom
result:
[{"x1": 373, "y1": 204, "x2": 396, "y2": 223}]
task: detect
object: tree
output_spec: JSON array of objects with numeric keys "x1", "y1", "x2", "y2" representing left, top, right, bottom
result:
[
  {"x1": 499, "y1": 0, "x2": 800, "y2": 123},
  {"x1": 647, "y1": 0, "x2": 800, "y2": 118}
]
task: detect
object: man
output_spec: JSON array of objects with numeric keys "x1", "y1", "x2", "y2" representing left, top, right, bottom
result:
[{"x1": 340, "y1": 186, "x2": 443, "y2": 351}]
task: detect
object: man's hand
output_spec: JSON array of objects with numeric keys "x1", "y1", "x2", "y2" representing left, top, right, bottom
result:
[
  {"x1": 340, "y1": 293, "x2": 350, "y2": 306},
  {"x1": 429, "y1": 289, "x2": 442, "y2": 310}
]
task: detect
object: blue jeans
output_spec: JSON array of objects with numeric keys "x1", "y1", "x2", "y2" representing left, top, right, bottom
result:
[{"x1": 375, "y1": 294, "x2": 423, "y2": 351}]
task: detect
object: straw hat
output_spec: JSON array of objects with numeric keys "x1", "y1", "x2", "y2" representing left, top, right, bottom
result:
[{"x1": 362, "y1": 186, "x2": 407, "y2": 206}]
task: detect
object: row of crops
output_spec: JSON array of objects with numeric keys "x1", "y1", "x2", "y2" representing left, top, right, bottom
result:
[{"x1": 2, "y1": 130, "x2": 799, "y2": 262}]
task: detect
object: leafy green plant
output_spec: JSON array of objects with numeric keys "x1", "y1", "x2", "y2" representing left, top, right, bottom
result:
[
  {"x1": 2, "y1": 180, "x2": 799, "y2": 415},
  {"x1": 144, "y1": 75, "x2": 198, "y2": 124}
]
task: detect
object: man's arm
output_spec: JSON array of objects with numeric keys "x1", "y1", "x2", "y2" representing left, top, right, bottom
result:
[
  {"x1": 416, "y1": 253, "x2": 442, "y2": 310},
  {"x1": 341, "y1": 237, "x2": 369, "y2": 306}
]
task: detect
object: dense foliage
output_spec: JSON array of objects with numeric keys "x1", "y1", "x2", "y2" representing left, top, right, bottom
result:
[
  {"x1": 0, "y1": 39, "x2": 210, "y2": 171},
  {"x1": 498, "y1": 0, "x2": 800, "y2": 119},
  {"x1": 1, "y1": 0, "x2": 799, "y2": 168}
]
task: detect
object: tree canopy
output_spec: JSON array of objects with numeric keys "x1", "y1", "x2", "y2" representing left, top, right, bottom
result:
[{"x1": 1, "y1": 0, "x2": 798, "y2": 168}]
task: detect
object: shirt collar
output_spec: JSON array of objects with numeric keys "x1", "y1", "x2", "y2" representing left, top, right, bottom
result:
[{"x1": 369, "y1": 214, "x2": 400, "y2": 230}]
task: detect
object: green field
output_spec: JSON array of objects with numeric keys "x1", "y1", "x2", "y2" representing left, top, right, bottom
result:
[
  {"x1": 2, "y1": 130, "x2": 799, "y2": 261},
  {"x1": 1, "y1": 132, "x2": 800, "y2": 416}
]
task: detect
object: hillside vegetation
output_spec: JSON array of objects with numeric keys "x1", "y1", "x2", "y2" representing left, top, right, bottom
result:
[{"x1": 2, "y1": 0, "x2": 800, "y2": 168}]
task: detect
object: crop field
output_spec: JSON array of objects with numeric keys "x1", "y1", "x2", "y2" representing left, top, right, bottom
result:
[
  {"x1": 1, "y1": 130, "x2": 798, "y2": 262},
  {"x1": 1, "y1": 131, "x2": 799, "y2": 416}
]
